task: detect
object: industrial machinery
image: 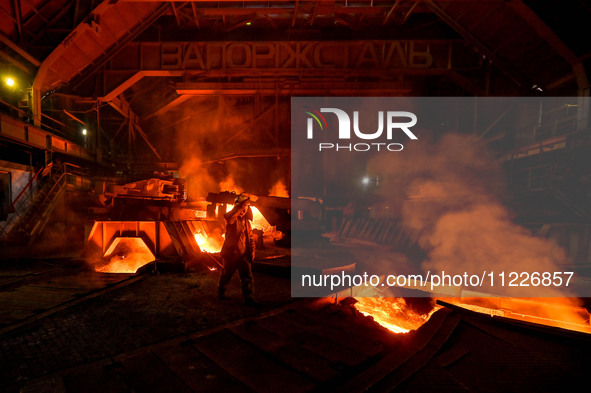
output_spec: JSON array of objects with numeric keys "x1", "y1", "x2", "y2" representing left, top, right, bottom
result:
[{"x1": 84, "y1": 179, "x2": 296, "y2": 274}]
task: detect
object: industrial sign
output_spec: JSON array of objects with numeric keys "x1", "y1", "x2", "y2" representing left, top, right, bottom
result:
[{"x1": 159, "y1": 40, "x2": 461, "y2": 70}]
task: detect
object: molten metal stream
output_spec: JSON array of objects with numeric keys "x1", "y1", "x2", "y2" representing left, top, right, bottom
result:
[
  {"x1": 447, "y1": 297, "x2": 591, "y2": 334},
  {"x1": 354, "y1": 297, "x2": 440, "y2": 333},
  {"x1": 355, "y1": 296, "x2": 591, "y2": 335}
]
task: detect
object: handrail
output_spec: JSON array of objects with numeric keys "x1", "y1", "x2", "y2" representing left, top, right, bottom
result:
[
  {"x1": 29, "y1": 171, "x2": 67, "y2": 233},
  {"x1": 9, "y1": 166, "x2": 44, "y2": 212},
  {"x1": 43, "y1": 170, "x2": 67, "y2": 202},
  {"x1": 9, "y1": 162, "x2": 87, "y2": 212},
  {"x1": 1, "y1": 162, "x2": 81, "y2": 241}
]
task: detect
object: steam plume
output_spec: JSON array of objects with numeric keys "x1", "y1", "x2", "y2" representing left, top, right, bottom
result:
[{"x1": 367, "y1": 133, "x2": 570, "y2": 297}]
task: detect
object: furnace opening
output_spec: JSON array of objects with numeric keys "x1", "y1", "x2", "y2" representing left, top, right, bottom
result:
[{"x1": 94, "y1": 237, "x2": 155, "y2": 274}]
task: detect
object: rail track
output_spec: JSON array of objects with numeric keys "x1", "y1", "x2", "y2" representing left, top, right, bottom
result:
[{"x1": 0, "y1": 259, "x2": 147, "y2": 335}]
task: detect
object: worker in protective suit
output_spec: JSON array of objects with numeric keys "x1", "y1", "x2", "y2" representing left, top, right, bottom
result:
[{"x1": 218, "y1": 193, "x2": 258, "y2": 306}]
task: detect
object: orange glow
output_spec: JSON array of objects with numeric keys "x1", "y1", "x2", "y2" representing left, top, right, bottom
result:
[
  {"x1": 446, "y1": 297, "x2": 591, "y2": 334},
  {"x1": 355, "y1": 295, "x2": 591, "y2": 334},
  {"x1": 251, "y1": 206, "x2": 272, "y2": 232},
  {"x1": 193, "y1": 205, "x2": 273, "y2": 253},
  {"x1": 95, "y1": 237, "x2": 154, "y2": 273},
  {"x1": 269, "y1": 180, "x2": 289, "y2": 197},
  {"x1": 222, "y1": 204, "x2": 272, "y2": 232},
  {"x1": 194, "y1": 231, "x2": 224, "y2": 253},
  {"x1": 219, "y1": 177, "x2": 243, "y2": 194},
  {"x1": 218, "y1": 174, "x2": 277, "y2": 230},
  {"x1": 354, "y1": 297, "x2": 440, "y2": 334},
  {"x1": 95, "y1": 254, "x2": 152, "y2": 273}
]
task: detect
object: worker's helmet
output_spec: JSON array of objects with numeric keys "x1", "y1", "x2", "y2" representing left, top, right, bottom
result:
[{"x1": 234, "y1": 193, "x2": 250, "y2": 205}]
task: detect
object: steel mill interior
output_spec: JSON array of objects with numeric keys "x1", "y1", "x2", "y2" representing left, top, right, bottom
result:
[{"x1": 1, "y1": 1, "x2": 591, "y2": 392}]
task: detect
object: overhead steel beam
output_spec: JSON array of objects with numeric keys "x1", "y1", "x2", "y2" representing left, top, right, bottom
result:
[
  {"x1": 0, "y1": 50, "x2": 35, "y2": 74},
  {"x1": 11, "y1": 0, "x2": 23, "y2": 44},
  {"x1": 291, "y1": 0, "x2": 299, "y2": 26},
  {"x1": 21, "y1": 0, "x2": 49, "y2": 24},
  {"x1": 424, "y1": 0, "x2": 531, "y2": 90},
  {"x1": 144, "y1": 95, "x2": 191, "y2": 120},
  {"x1": 384, "y1": 0, "x2": 421, "y2": 25},
  {"x1": 200, "y1": 148, "x2": 291, "y2": 166},
  {"x1": 62, "y1": 109, "x2": 85, "y2": 125},
  {"x1": 223, "y1": 103, "x2": 277, "y2": 146},
  {"x1": 107, "y1": 94, "x2": 162, "y2": 160},
  {"x1": 69, "y1": 3, "x2": 170, "y2": 91},
  {"x1": 546, "y1": 73, "x2": 575, "y2": 91},
  {"x1": 188, "y1": 5, "x2": 412, "y2": 16},
  {"x1": 507, "y1": 0, "x2": 589, "y2": 93},
  {"x1": 0, "y1": 5, "x2": 17, "y2": 25},
  {"x1": 508, "y1": 1, "x2": 580, "y2": 66},
  {"x1": 176, "y1": 81, "x2": 414, "y2": 95},
  {"x1": 0, "y1": 32, "x2": 40, "y2": 67},
  {"x1": 384, "y1": 0, "x2": 402, "y2": 25},
  {"x1": 170, "y1": 1, "x2": 181, "y2": 25},
  {"x1": 190, "y1": 2, "x2": 200, "y2": 27},
  {"x1": 309, "y1": 1, "x2": 319, "y2": 26},
  {"x1": 32, "y1": 0, "x2": 169, "y2": 126},
  {"x1": 27, "y1": 1, "x2": 76, "y2": 48},
  {"x1": 119, "y1": 0, "x2": 433, "y2": 18},
  {"x1": 99, "y1": 70, "x2": 184, "y2": 101}
]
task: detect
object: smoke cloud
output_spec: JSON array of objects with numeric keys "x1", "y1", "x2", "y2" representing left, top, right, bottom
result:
[
  {"x1": 366, "y1": 132, "x2": 570, "y2": 297},
  {"x1": 269, "y1": 179, "x2": 289, "y2": 197},
  {"x1": 172, "y1": 97, "x2": 289, "y2": 199}
]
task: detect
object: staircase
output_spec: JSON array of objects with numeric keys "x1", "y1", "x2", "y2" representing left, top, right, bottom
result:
[{"x1": 0, "y1": 164, "x2": 83, "y2": 246}]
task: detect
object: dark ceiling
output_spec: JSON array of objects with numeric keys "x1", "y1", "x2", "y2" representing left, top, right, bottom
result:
[{"x1": 0, "y1": 0, "x2": 590, "y2": 166}]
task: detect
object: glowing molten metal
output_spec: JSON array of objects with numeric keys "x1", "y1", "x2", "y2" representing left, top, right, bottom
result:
[
  {"x1": 95, "y1": 237, "x2": 155, "y2": 273},
  {"x1": 355, "y1": 296, "x2": 591, "y2": 335},
  {"x1": 95, "y1": 254, "x2": 151, "y2": 274},
  {"x1": 450, "y1": 297, "x2": 591, "y2": 334},
  {"x1": 194, "y1": 232, "x2": 224, "y2": 253},
  {"x1": 354, "y1": 297, "x2": 440, "y2": 334},
  {"x1": 193, "y1": 205, "x2": 273, "y2": 253},
  {"x1": 250, "y1": 206, "x2": 272, "y2": 232}
]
